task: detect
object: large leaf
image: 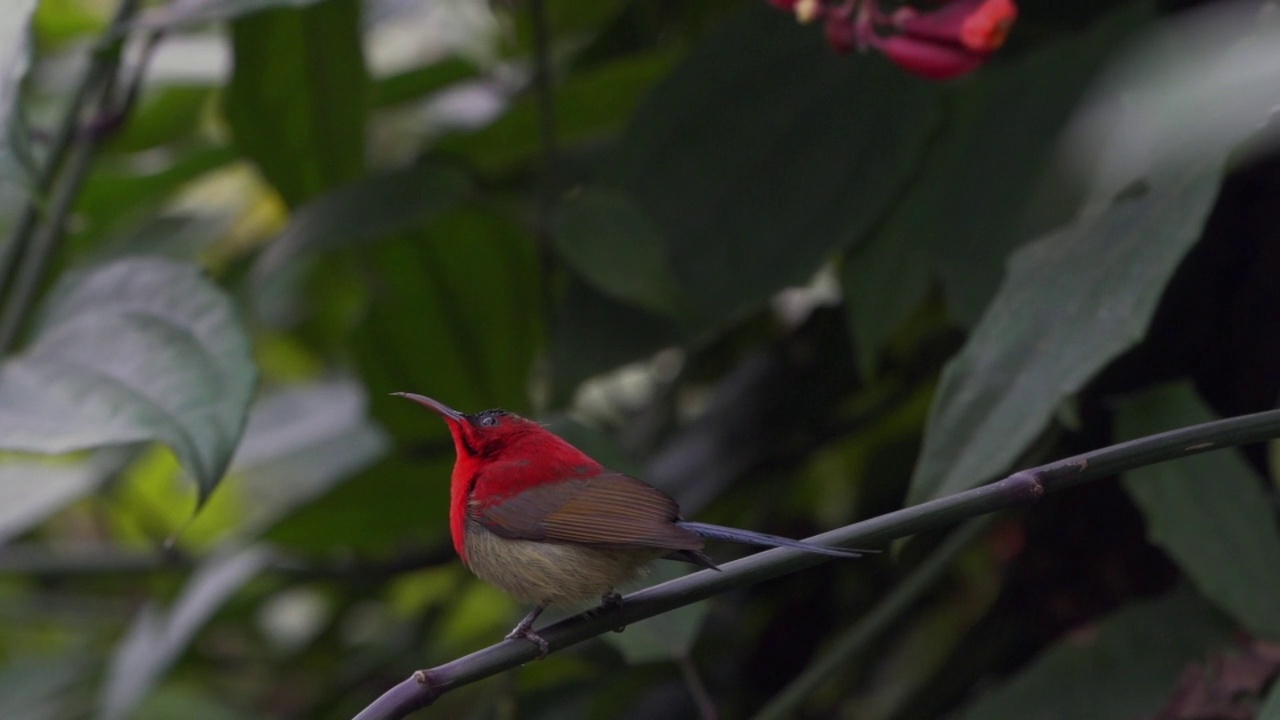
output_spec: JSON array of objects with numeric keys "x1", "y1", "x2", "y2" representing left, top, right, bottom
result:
[
  {"x1": 0, "y1": 258, "x2": 257, "y2": 501},
  {"x1": 604, "y1": 2, "x2": 943, "y2": 324},
  {"x1": 96, "y1": 546, "x2": 274, "y2": 720},
  {"x1": 957, "y1": 589, "x2": 1233, "y2": 720},
  {"x1": 223, "y1": 0, "x2": 367, "y2": 207},
  {"x1": 251, "y1": 163, "x2": 471, "y2": 286},
  {"x1": 552, "y1": 189, "x2": 686, "y2": 318},
  {"x1": 0, "y1": 0, "x2": 37, "y2": 197},
  {"x1": 919, "y1": 3, "x2": 1154, "y2": 326},
  {"x1": 1117, "y1": 383, "x2": 1280, "y2": 640},
  {"x1": 908, "y1": 164, "x2": 1223, "y2": 503}
]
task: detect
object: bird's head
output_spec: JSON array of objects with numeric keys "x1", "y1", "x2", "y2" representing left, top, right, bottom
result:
[{"x1": 393, "y1": 393, "x2": 551, "y2": 462}]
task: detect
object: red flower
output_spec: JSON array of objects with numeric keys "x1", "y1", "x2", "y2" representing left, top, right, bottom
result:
[{"x1": 765, "y1": 0, "x2": 1019, "y2": 80}]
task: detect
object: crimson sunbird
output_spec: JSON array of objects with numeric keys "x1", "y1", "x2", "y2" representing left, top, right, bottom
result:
[{"x1": 396, "y1": 393, "x2": 866, "y2": 656}]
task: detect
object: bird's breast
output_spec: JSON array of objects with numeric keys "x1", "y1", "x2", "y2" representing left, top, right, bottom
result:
[{"x1": 463, "y1": 521, "x2": 659, "y2": 607}]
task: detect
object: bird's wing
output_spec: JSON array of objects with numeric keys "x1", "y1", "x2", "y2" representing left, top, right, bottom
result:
[{"x1": 472, "y1": 470, "x2": 703, "y2": 551}]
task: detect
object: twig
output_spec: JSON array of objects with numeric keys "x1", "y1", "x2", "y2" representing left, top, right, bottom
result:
[
  {"x1": 0, "y1": 0, "x2": 146, "y2": 353},
  {"x1": 349, "y1": 405, "x2": 1280, "y2": 720},
  {"x1": 751, "y1": 517, "x2": 993, "y2": 720},
  {"x1": 679, "y1": 654, "x2": 719, "y2": 720}
]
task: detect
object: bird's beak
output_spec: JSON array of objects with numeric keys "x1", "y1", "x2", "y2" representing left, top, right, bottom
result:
[{"x1": 392, "y1": 392, "x2": 465, "y2": 422}]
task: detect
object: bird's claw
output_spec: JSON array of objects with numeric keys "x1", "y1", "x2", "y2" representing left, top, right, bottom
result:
[{"x1": 506, "y1": 626, "x2": 550, "y2": 659}]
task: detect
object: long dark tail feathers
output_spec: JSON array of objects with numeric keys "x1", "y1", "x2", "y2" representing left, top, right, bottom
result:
[{"x1": 677, "y1": 521, "x2": 870, "y2": 558}]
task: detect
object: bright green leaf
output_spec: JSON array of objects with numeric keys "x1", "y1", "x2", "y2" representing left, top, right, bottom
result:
[
  {"x1": 0, "y1": 258, "x2": 257, "y2": 502},
  {"x1": 1117, "y1": 382, "x2": 1280, "y2": 640},
  {"x1": 608, "y1": 2, "x2": 942, "y2": 323},
  {"x1": 957, "y1": 589, "x2": 1233, "y2": 720},
  {"x1": 223, "y1": 0, "x2": 368, "y2": 207},
  {"x1": 553, "y1": 189, "x2": 686, "y2": 318},
  {"x1": 909, "y1": 164, "x2": 1223, "y2": 504},
  {"x1": 251, "y1": 163, "x2": 471, "y2": 287},
  {"x1": 96, "y1": 546, "x2": 274, "y2": 720}
]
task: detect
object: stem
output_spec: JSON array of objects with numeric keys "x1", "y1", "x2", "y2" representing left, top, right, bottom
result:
[
  {"x1": 349, "y1": 406, "x2": 1280, "y2": 720},
  {"x1": 678, "y1": 654, "x2": 719, "y2": 720},
  {"x1": 0, "y1": 0, "x2": 142, "y2": 353},
  {"x1": 751, "y1": 517, "x2": 993, "y2": 720},
  {"x1": 527, "y1": 0, "x2": 560, "y2": 409}
]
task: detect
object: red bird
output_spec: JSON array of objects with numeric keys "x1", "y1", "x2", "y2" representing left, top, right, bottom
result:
[{"x1": 396, "y1": 393, "x2": 865, "y2": 656}]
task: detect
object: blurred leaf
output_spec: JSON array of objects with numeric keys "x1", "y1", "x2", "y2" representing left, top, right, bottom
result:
[
  {"x1": 200, "y1": 377, "x2": 390, "y2": 539},
  {"x1": 135, "y1": 0, "x2": 329, "y2": 32},
  {"x1": 0, "y1": 447, "x2": 132, "y2": 544},
  {"x1": 549, "y1": 277, "x2": 683, "y2": 398},
  {"x1": 957, "y1": 589, "x2": 1233, "y2": 720},
  {"x1": 136, "y1": 684, "x2": 249, "y2": 720},
  {"x1": 552, "y1": 189, "x2": 685, "y2": 318},
  {"x1": 251, "y1": 163, "x2": 471, "y2": 287},
  {"x1": 918, "y1": 3, "x2": 1154, "y2": 325},
  {"x1": 1261, "y1": 679, "x2": 1280, "y2": 720},
  {"x1": 373, "y1": 58, "x2": 478, "y2": 108},
  {"x1": 842, "y1": 210, "x2": 935, "y2": 379},
  {"x1": 908, "y1": 164, "x2": 1223, "y2": 504},
  {"x1": 0, "y1": 0, "x2": 38, "y2": 195},
  {"x1": 0, "y1": 258, "x2": 257, "y2": 502},
  {"x1": 86, "y1": 213, "x2": 234, "y2": 264},
  {"x1": 1117, "y1": 382, "x2": 1280, "y2": 640},
  {"x1": 441, "y1": 50, "x2": 679, "y2": 174},
  {"x1": 353, "y1": 207, "x2": 542, "y2": 434},
  {"x1": 75, "y1": 143, "x2": 237, "y2": 242},
  {"x1": 607, "y1": 3, "x2": 942, "y2": 323},
  {"x1": 0, "y1": 654, "x2": 89, "y2": 720},
  {"x1": 223, "y1": 0, "x2": 367, "y2": 207},
  {"x1": 96, "y1": 546, "x2": 274, "y2": 720},
  {"x1": 603, "y1": 564, "x2": 709, "y2": 663},
  {"x1": 107, "y1": 85, "x2": 214, "y2": 154}
]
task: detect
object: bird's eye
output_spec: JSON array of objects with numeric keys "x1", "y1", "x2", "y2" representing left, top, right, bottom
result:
[{"x1": 479, "y1": 416, "x2": 498, "y2": 427}]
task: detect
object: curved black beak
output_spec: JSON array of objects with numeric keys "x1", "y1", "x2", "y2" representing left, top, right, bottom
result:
[{"x1": 392, "y1": 392, "x2": 465, "y2": 422}]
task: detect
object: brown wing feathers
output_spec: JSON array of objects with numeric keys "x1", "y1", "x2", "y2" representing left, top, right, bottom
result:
[{"x1": 476, "y1": 473, "x2": 704, "y2": 551}]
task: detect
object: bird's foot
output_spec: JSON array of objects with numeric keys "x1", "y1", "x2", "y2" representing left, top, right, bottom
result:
[
  {"x1": 589, "y1": 591, "x2": 626, "y2": 633},
  {"x1": 505, "y1": 625, "x2": 550, "y2": 659}
]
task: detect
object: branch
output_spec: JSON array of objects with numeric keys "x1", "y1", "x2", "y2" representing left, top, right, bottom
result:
[
  {"x1": 0, "y1": 0, "x2": 146, "y2": 353},
  {"x1": 350, "y1": 406, "x2": 1280, "y2": 720}
]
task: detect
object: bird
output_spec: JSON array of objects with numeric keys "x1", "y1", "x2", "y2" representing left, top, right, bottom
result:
[{"x1": 395, "y1": 392, "x2": 866, "y2": 656}]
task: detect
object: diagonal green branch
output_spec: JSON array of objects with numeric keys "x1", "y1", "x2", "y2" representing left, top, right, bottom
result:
[{"x1": 351, "y1": 406, "x2": 1280, "y2": 720}]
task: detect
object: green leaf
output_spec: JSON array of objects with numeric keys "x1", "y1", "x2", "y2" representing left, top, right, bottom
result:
[
  {"x1": 1117, "y1": 383, "x2": 1280, "y2": 640},
  {"x1": 251, "y1": 163, "x2": 471, "y2": 286},
  {"x1": 603, "y1": 564, "x2": 709, "y2": 664},
  {"x1": 908, "y1": 164, "x2": 1224, "y2": 504},
  {"x1": 351, "y1": 207, "x2": 543, "y2": 434},
  {"x1": 0, "y1": 654, "x2": 89, "y2": 720},
  {"x1": 552, "y1": 189, "x2": 686, "y2": 318},
  {"x1": 918, "y1": 3, "x2": 1154, "y2": 325},
  {"x1": 608, "y1": 2, "x2": 942, "y2": 324},
  {"x1": 223, "y1": 0, "x2": 367, "y2": 207},
  {"x1": 96, "y1": 546, "x2": 274, "y2": 720},
  {"x1": 135, "y1": 0, "x2": 329, "y2": 32},
  {"x1": 957, "y1": 589, "x2": 1233, "y2": 720},
  {"x1": 842, "y1": 210, "x2": 935, "y2": 379},
  {"x1": 0, "y1": 258, "x2": 257, "y2": 501},
  {"x1": 0, "y1": 0, "x2": 38, "y2": 196},
  {"x1": 441, "y1": 50, "x2": 679, "y2": 174},
  {"x1": 1261, "y1": 680, "x2": 1280, "y2": 720},
  {"x1": 206, "y1": 377, "x2": 389, "y2": 538}
]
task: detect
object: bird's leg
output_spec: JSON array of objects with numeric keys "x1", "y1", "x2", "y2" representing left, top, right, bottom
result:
[{"x1": 505, "y1": 606, "x2": 549, "y2": 659}]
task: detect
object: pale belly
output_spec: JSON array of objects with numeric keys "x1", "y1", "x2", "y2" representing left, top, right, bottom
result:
[{"x1": 464, "y1": 521, "x2": 660, "y2": 607}]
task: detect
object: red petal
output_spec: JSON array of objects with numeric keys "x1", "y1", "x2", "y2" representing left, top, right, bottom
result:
[{"x1": 874, "y1": 35, "x2": 988, "y2": 79}]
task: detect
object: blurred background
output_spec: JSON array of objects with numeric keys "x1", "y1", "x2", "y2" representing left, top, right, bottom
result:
[{"x1": 2, "y1": 0, "x2": 1280, "y2": 718}]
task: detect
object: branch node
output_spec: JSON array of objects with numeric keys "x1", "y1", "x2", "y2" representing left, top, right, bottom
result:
[{"x1": 1001, "y1": 470, "x2": 1045, "y2": 504}]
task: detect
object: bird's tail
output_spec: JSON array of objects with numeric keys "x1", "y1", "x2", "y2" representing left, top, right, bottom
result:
[{"x1": 677, "y1": 521, "x2": 868, "y2": 558}]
